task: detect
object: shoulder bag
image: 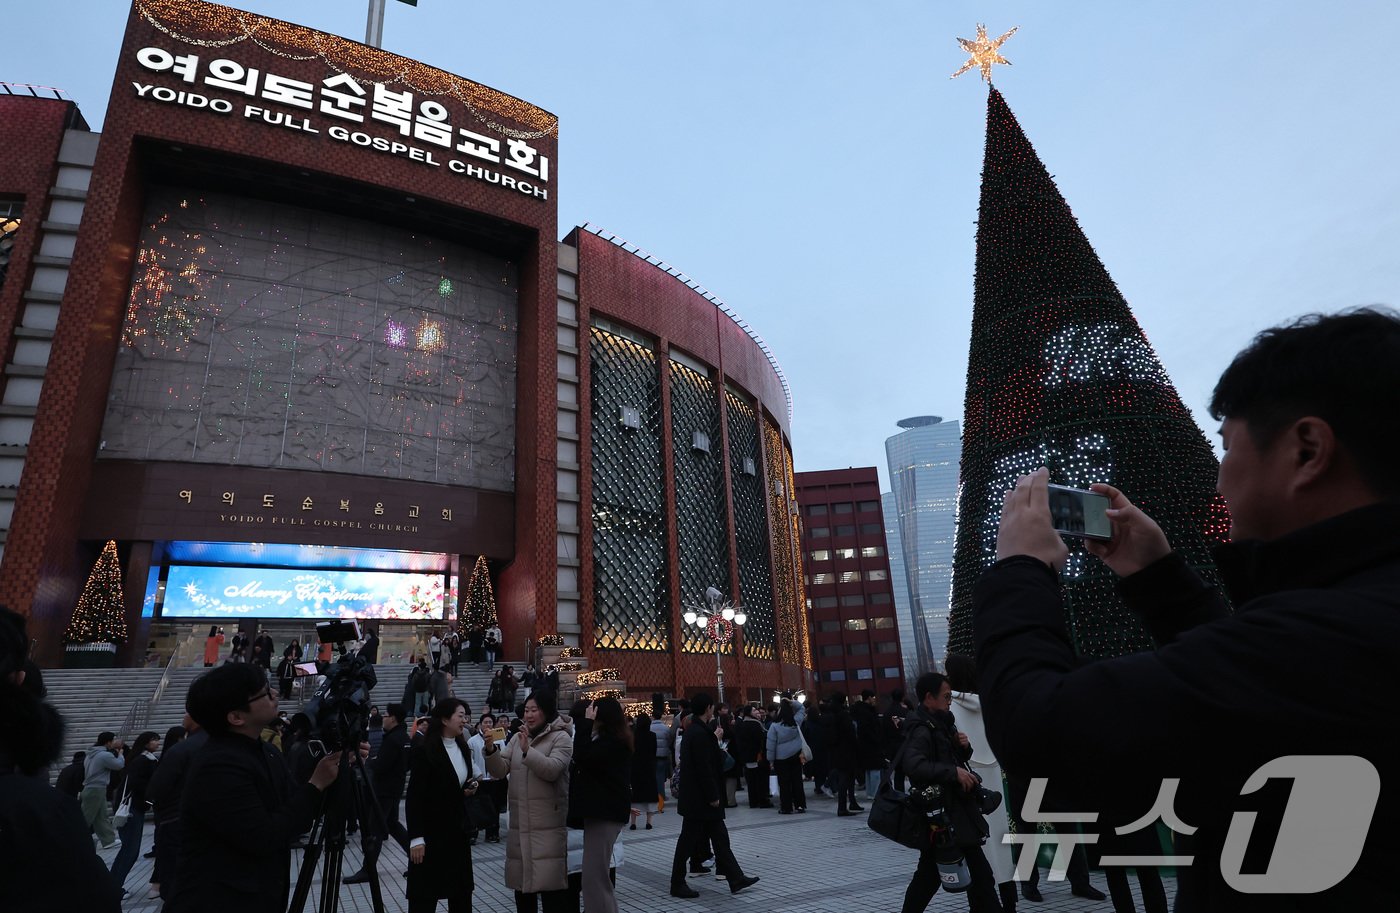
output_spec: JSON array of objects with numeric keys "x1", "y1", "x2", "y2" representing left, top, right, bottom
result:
[
  {"x1": 866, "y1": 722, "x2": 933, "y2": 849},
  {"x1": 113, "y1": 779, "x2": 133, "y2": 828}
]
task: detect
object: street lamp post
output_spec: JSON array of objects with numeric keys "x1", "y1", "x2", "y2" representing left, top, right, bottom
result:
[{"x1": 683, "y1": 586, "x2": 746, "y2": 704}]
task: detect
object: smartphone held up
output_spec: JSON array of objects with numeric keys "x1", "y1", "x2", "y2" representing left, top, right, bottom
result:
[{"x1": 1046, "y1": 483, "x2": 1112, "y2": 541}]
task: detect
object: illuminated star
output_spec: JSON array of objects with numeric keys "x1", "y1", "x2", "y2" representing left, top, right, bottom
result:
[
  {"x1": 950, "y1": 23, "x2": 1019, "y2": 83},
  {"x1": 183, "y1": 582, "x2": 200, "y2": 598}
]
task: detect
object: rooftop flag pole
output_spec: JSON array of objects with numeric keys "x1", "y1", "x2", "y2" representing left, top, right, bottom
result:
[
  {"x1": 366, "y1": 0, "x2": 417, "y2": 48},
  {"x1": 365, "y1": 0, "x2": 385, "y2": 47}
]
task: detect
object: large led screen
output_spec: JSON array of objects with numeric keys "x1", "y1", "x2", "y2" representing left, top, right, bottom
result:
[
  {"x1": 100, "y1": 187, "x2": 518, "y2": 491},
  {"x1": 162, "y1": 565, "x2": 451, "y2": 620}
]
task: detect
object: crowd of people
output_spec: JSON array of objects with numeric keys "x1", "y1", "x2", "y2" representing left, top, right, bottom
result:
[{"x1": 3, "y1": 310, "x2": 1397, "y2": 913}]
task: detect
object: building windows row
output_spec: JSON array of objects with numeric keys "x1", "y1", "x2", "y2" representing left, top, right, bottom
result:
[
  {"x1": 819, "y1": 667, "x2": 901, "y2": 682},
  {"x1": 806, "y1": 568, "x2": 889, "y2": 586},
  {"x1": 805, "y1": 501, "x2": 880, "y2": 518},
  {"x1": 810, "y1": 595, "x2": 894, "y2": 611},
  {"x1": 807, "y1": 523, "x2": 883, "y2": 539},
  {"x1": 814, "y1": 616, "x2": 896, "y2": 633},
  {"x1": 807, "y1": 545, "x2": 886, "y2": 562}
]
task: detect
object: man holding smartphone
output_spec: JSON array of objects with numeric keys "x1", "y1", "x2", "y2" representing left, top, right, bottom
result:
[{"x1": 975, "y1": 309, "x2": 1400, "y2": 911}]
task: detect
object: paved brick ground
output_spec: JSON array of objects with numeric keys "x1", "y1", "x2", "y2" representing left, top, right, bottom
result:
[{"x1": 110, "y1": 789, "x2": 1174, "y2": 912}]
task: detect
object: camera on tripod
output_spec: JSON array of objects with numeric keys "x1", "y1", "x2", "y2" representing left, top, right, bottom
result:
[{"x1": 303, "y1": 620, "x2": 378, "y2": 753}]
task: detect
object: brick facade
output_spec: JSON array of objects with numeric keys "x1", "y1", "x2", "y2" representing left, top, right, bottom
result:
[{"x1": 3, "y1": 1, "x2": 557, "y2": 665}]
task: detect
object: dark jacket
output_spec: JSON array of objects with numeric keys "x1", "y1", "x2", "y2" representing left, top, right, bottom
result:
[
  {"x1": 732, "y1": 717, "x2": 766, "y2": 764},
  {"x1": 569, "y1": 719, "x2": 632, "y2": 825},
  {"x1": 632, "y1": 729, "x2": 659, "y2": 802},
  {"x1": 371, "y1": 723, "x2": 412, "y2": 803},
  {"x1": 55, "y1": 758, "x2": 85, "y2": 798},
  {"x1": 173, "y1": 732, "x2": 322, "y2": 913},
  {"x1": 850, "y1": 701, "x2": 886, "y2": 770},
  {"x1": 974, "y1": 502, "x2": 1400, "y2": 912},
  {"x1": 898, "y1": 705, "x2": 984, "y2": 847},
  {"x1": 0, "y1": 763, "x2": 122, "y2": 913},
  {"x1": 125, "y1": 751, "x2": 158, "y2": 813},
  {"x1": 146, "y1": 729, "x2": 208, "y2": 825},
  {"x1": 828, "y1": 705, "x2": 858, "y2": 772},
  {"x1": 405, "y1": 734, "x2": 474, "y2": 902},
  {"x1": 361, "y1": 632, "x2": 380, "y2": 665},
  {"x1": 676, "y1": 717, "x2": 726, "y2": 821}
]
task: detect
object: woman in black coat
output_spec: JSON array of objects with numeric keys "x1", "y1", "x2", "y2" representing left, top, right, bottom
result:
[
  {"x1": 405, "y1": 697, "x2": 478, "y2": 913},
  {"x1": 569, "y1": 697, "x2": 633, "y2": 913},
  {"x1": 629, "y1": 713, "x2": 659, "y2": 829}
]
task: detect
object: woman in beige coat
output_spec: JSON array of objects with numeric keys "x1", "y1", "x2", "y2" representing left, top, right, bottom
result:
[{"x1": 483, "y1": 688, "x2": 574, "y2": 913}]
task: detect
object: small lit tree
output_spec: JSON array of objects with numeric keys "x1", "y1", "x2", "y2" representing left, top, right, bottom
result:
[
  {"x1": 64, "y1": 540, "x2": 129, "y2": 645},
  {"x1": 462, "y1": 555, "x2": 498, "y2": 630}
]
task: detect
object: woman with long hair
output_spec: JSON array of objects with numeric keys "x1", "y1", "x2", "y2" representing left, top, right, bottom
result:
[
  {"x1": 405, "y1": 697, "x2": 477, "y2": 913},
  {"x1": 483, "y1": 689, "x2": 573, "y2": 913},
  {"x1": 569, "y1": 697, "x2": 633, "y2": 913},
  {"x1": 630, "y1": 713, "x2": 659, "y2": 829},
  {"x1": 109, "y1": 730, "x2": 162, "y2": 894}
]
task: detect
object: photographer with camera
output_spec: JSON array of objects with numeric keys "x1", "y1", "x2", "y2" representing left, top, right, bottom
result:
[
  {"x1": 899, "y1": 672, "x2": 1000, "y2": 913},
  {"x1": 173, "y1": 663, "x2": 344, "y2": 913},
  {"x1": 977, "y1": 310, "x2": 1400, "y2": 910}
]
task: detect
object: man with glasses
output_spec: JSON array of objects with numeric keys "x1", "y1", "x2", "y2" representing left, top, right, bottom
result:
[{"x1": 172, "y1": 663, "x2": 344, "y2": 913}]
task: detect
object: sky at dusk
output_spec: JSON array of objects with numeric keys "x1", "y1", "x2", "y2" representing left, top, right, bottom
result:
[{"x1": 11, "y1": 1, "x2": 1400, "y2": 490}]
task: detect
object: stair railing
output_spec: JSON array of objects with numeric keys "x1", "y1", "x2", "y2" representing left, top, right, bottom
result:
[{"x1": 149, "y1": 649, "x2": 179, "y2": 712}]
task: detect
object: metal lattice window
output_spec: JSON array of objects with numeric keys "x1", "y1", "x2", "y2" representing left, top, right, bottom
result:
[
  {"x1": 785, "y1": 445, "x2": 812, "y2": 667},
  {"x1": 670, "y1": 360, "x2": 730, "y2": 654},
  {"x1": 727, "y1": 390, "x2": 775, "y2": 660},
  {"x1": 764, "y1": 419, "x2": 803, "y2": 665},
  {"x1": 590, "y1": 326, "x2": 670, "y2": 651},
  {"x1": 0, "y1": 201, "x2": 21, "y2": 294}
]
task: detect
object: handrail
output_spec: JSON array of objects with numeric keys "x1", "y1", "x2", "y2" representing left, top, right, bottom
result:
[
  {"x1": 149, "y1": 649, "x2": 179, "y2": 711},
  {"x1": 117, "y1": 696, "x2": 148, "y2": 743}
]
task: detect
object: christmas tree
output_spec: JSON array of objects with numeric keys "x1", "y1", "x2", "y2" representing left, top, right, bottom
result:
[
  {"x1": 64, "y1": 540, "x2": 129, "y2": 644},
  {"x1": 461, "y1": 555, "x2": 498, "y2": 630},
  {"x1": 947, "y1": 87, "x2": 1229, "y2": 660}
]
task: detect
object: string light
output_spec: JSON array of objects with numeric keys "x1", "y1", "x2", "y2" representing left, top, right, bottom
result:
[
  {"x1": 460, "y1": 555, "x2": 497, "y2": 629},
  {"x1": 947, "y1": 87, "x2": 1230, "y2": 661},
  {"x1": 64, "y1": 541, "x2": 130, "y2": 644},
  {"x1": 576, "y1": 668, "x2": 622, "y2": 687},
  {"x1": 950, "y1": 23, "x2": 1019, "y2": 83},
  {"x1": 622, "y1": 701, "x2": 653, "y2": 719},
  {"x1": 134, "y1": 0, "x2": 558, "y2": 139},
  {"x1": 559, "y1": 646, "x2": 584, "y2": 658},
  {"x1": 538, "y1": 634, "x2": 566, "y2": 646}
]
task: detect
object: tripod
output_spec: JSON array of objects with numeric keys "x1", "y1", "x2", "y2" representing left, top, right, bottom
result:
[{"x1": 289, "y1": 749, "x2": 388, "y2": 913}]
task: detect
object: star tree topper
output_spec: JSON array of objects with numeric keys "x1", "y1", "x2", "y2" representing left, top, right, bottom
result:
[{"x1": 951, "y1": 23, "x2": 1019, "y2": 83}]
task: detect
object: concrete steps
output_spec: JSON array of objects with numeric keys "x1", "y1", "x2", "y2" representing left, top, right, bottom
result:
[{"x1": 41, "y1": 656, "x2": 525, "y2": 780}]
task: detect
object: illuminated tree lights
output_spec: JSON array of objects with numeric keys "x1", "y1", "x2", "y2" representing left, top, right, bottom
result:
[
  {"x1": 461, "y1": 555, "x2": 498, "y2": 630},
  {"x1": 947, "y1": 88, "x2": 1229, "y2": 661},
  {"x1": 64, "y1": 541, "x2": 130, "y2": 645}
]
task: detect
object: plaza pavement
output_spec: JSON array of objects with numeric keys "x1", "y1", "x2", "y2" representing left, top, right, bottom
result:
[{"x1": 109, "y1": 789, "x2": 1174, "y2": 913}]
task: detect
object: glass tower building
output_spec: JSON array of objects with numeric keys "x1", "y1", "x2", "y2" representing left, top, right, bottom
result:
[
  {"x1": 885, "y1": 416, "x2": 961, "y2": 674},
  {"x1": 881, "y1": 490, "x2": 920, "y2": 686}
]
